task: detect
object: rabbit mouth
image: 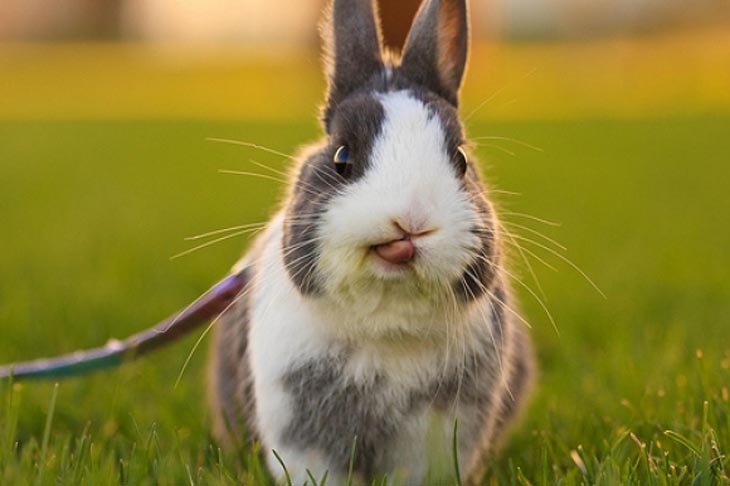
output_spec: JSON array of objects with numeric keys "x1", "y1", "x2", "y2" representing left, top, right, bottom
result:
[
  {"x1": 369, "y1": 222, "x2": 440, "y2": 265},
  {"x1": 365, "y1": 222, "x2": 448, "y2": 278},
  {"x1": 371, "y1": 238, "x2": 416, "y2": 265}
]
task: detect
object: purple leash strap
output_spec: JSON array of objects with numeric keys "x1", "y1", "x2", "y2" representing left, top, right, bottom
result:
[{"x1": 0, "y1": 272, "x2": 247, "y2": 381}]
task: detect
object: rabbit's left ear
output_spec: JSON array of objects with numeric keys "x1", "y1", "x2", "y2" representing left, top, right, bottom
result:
[
  {"x1": 322, "y1": 0, "x2": 384, "y2": 125},
  {"x1": 400, "y1": 0, "x2": 469, "y2": 106}
]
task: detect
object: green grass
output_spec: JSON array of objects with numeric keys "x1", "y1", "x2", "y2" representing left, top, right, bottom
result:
[{"x1": 1, "y1": 115, "x2": 729, "y2": 485}]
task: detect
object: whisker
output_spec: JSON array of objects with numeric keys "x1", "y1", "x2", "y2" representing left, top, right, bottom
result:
[
  {"x1": 464, "y1": 88, "x2": 508, "y2": 123},
  {"x1": 460, "y1": 271, "x2": 507, "y2": 387},
  {"x1": 461, "y1": 264, "x2": 533, "y2": 330},
  {"x1": 159, "y1": 278, "x2": 228, "y2": 333},
  {"x1": 496, "y1": 221, "x2": 548, "y2": 302},
  {"x1": 472, "y1": 136, "x2": 544, "y2": 153},
  {"x1": 479, "y1": 255, "x2": 559, "y2": 337},
  {"x1": 501, "y1": 239, "x2": 557, "y2": 272},
  {"x1": 305, "y1": 163, "x2": 343, "y2": 195},
  {"x1": 219, "y1": 169, "x2": 287, "y2": 183},
  {"x1": 484, "y1": 284, "x2": 532, "y2": 330},
  {"x1": 247, "y1": 159, "x2": 334, "y2": 198},
  {"x1": 171, "y1": 227, "x2": 264, "y2": 260},
  {"x1": 185, "y1": 223, "x2": 268, "y2": 241},
  {"x1": 501, "y1": 211, "x2": 561, "y2": 227},
  {"x1": 247, "y1": 158, "x2": 291, "y2": 179},
  {"x1": 473, "y1": 143, "x2": 515, "y2": 157},
  {"x1": 207, "y1": 137, "x2": 297, "y2": 161},
  {"x1": 489, "y1": 189, "x2": 522, "y2": 197},
  {"x1": 175, "y1": 283, "x2": 253, "y2": 387},
  {"x1": 510, "y1": 234, "x2": 606, "y2": 298},
  {"x1": 219, "y1": 169, "x2": 324, "y2": 199},
  {"x1": 502, "y1": 221, "x2": 566, "y2": 251},
  {"x1": 174, "y1": 245, "x2": 315, "y2": 385},
  {"x1": 210, "y1": 136, "x2": 343, "y2": 196},
  {"x1": 464, "y1": 67, "x2": 537, "y2": 122}
]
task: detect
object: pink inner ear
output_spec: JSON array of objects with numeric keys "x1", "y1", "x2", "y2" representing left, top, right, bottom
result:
[{"x1": 436, "y1": 1, "x2": 465, "y2": 89}]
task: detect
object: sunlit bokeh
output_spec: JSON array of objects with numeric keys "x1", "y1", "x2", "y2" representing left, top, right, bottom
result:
[{"x1": 1, "y1": 1, "x2": 729, "y2": 484}]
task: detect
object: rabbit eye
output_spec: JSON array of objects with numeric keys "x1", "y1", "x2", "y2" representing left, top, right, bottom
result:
[
  {"x1": 454, "y1": 146, "x2": 468, "y2": 177},
  {"x1": 333, "y1": 145, "x2": 353, "y2": 176}
]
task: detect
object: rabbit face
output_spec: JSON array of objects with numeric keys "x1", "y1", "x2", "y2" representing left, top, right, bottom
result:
[
  {"x1": 281, "y1": 0, "x2": 499, "y2": 329},
  {"x1": 319, "y1": 89, "x2": 493, "y2": 296}
]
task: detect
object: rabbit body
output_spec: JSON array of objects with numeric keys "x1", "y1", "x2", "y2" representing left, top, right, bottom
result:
[{"x1": 209, "y1": 0, "x2": 534, "y2": 484}]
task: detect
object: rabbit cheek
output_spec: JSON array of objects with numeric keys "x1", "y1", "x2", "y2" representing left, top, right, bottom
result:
[{"x1": 282, "y1": 95, "x2": 386, "y2": 296}]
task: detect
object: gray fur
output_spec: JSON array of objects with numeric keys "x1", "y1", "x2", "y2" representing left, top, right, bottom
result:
[
  {"x1": 275, "y1": 283, "x2": 529, "y2": 483},
  {"x1": 209, "y1": 277, "x2": 530, "y2": 484},
  {"x1": 401, "y1": 0, "x2": 469, "y2": 106},
  {"x1": 489, "y1": 325, "x2": 534, "y2": 441},
  {"x1": 281, "y1": 356, "x2": 423, "y2": 480},
  {"x1": 208, "y1": 268, "x2": 258, "y2": 444},
  {"x1": 323, "y1": 0, "x2": 384, "y2": 127},
  {"x1": 283, "y1": 93, "x2": 386, "y2": 295},
  {"x1": 454, "y1": 165, "x2": 500, "y2": 302},
  {"x1": 210, "y1": 0, "x2": 533, "y2": 483},
  {"x1": 464, "y1": 323, "x2": 534, "y2": 484}
]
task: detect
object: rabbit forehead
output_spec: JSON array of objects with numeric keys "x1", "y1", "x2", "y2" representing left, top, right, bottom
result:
[
  {"x1": 368, "y1": 90, "x2": 461, "y2": 186},
  {"x1": 327, "y1": 89, "x2": 466, "y2": 226}
]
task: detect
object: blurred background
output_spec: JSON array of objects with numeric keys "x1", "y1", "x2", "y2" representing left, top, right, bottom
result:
[
  {"x1": 1, "y1": 0, "x2": 729, "y2": 119},
  {"x1": 2, "y1": 0, "x2": 730, "y2": 41},
  {"x1": 1, "y1": 1, "x2": 729, "y2": 483},
  {"x1": 0, "y1": 0, "x2": 730, "y2": 118}
]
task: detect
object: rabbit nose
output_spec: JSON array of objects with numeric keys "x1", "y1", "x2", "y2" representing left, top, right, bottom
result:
[
  {"x1": 393, "y1": 219, "x2": 437, "y2": 239},
  {"x1": 373, "y1": 239, "x2": 416, "y2": 264}
]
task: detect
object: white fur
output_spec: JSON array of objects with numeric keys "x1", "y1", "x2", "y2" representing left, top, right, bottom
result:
[
  {"x1": 248, "y1": 216, "x2": 437, "y2": 483},
  {"x1": 316, "y1": 91, "x2": 481, "y2": 339},
  {"x1": 244, "y1": 92, "x2": 499, "y2": 484}
]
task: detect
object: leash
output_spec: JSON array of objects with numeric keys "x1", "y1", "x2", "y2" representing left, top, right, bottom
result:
[{"x1": 0, "y1": 271, "x2": 247, "y2": 381}]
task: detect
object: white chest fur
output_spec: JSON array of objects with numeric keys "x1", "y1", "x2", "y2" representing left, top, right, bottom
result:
[{"x1": 245, "y1": 216, "x2": 502, "y2": 483}]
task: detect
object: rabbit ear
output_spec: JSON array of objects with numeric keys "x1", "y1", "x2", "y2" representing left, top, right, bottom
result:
[
  {"x1": 323, "y1": 0, "x2": 384, "y2": 115},
  {"x1": 400, "y1": 0, "x2": 469, "y2": 106}
]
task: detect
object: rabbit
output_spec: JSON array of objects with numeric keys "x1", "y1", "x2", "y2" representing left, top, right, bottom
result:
[{"x1": 208, "y1": 0, "x2": 534, "y2": 484}]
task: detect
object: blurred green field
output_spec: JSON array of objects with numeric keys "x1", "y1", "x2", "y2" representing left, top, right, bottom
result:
[{"x1": 1, "y1": 37, "x2": 730, "y2": 484}]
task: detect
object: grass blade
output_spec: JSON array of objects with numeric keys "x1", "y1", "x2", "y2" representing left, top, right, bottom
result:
[
  {"x1": 272, "y1": 449, "x2": 292, "y2": 486},
  {"x1": 35, "y1": 383, "x2": 59, "y2": 486},
  {"x1": 347, "y1": 435, "x2": 358, "y2": 486},
  {"x1": 453, "y1": 419, "x2": 463, "y2": 486}
]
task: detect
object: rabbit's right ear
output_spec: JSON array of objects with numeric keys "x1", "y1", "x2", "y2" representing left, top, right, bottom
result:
[
  {"x1": 400, "y1": 0, "x2": 468, "y2": 107},
  {"x1": 322, "y1": 0, "x2": 384, "y2": 127}
]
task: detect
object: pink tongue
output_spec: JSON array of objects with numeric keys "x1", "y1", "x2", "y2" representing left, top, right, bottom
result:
[{"x1": 374, "y1": 240, "x2": 415, "y2": 264}]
